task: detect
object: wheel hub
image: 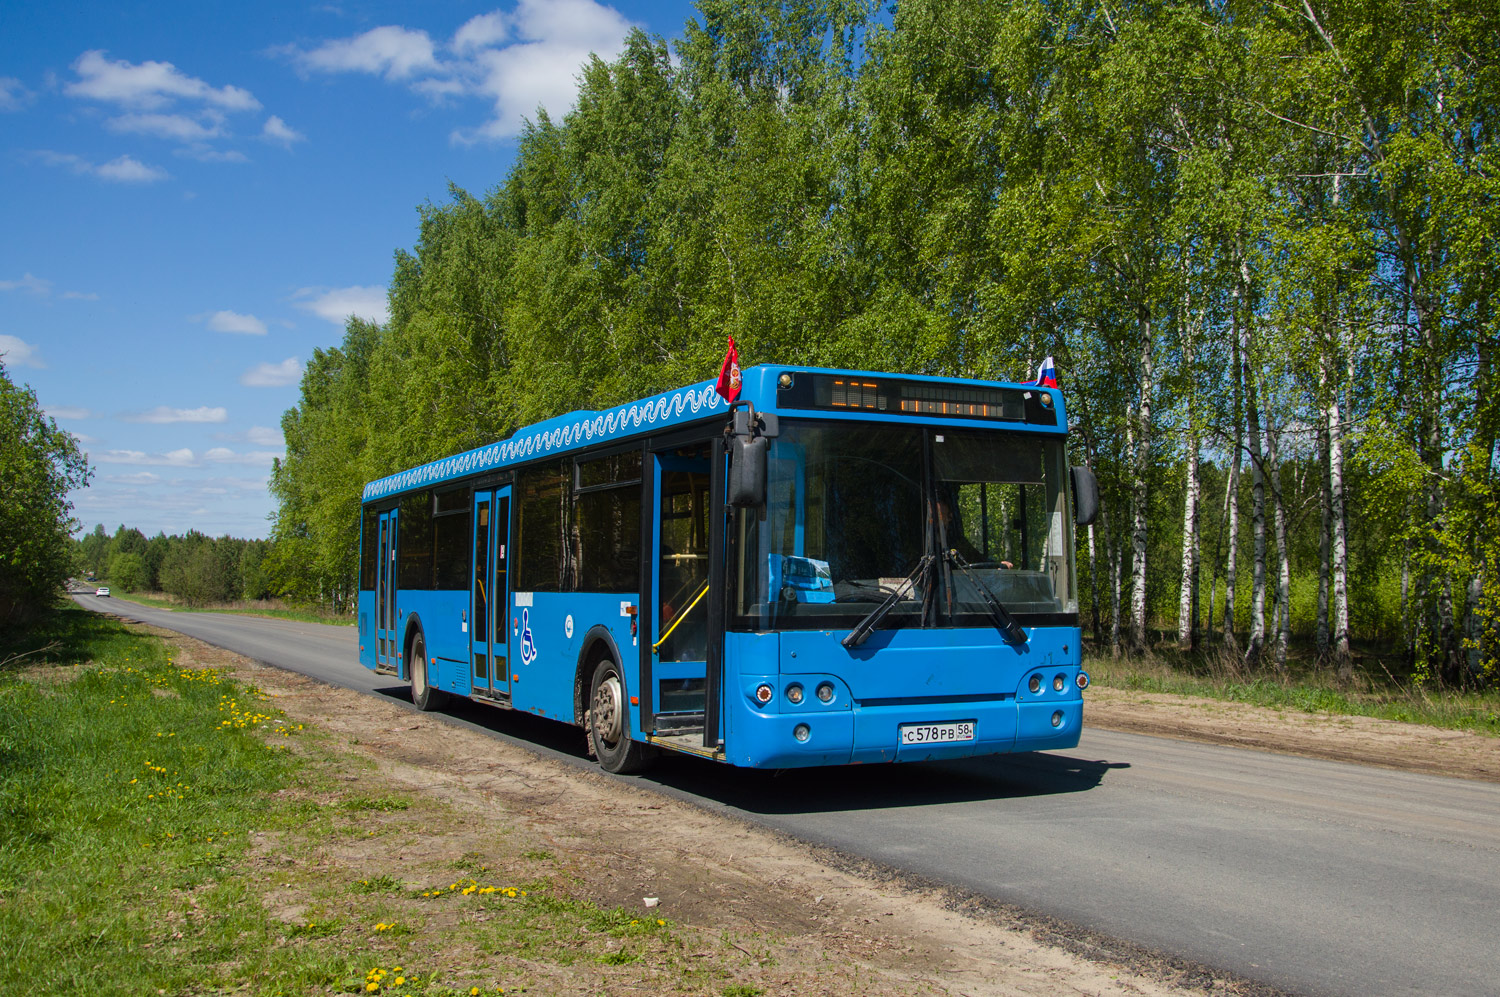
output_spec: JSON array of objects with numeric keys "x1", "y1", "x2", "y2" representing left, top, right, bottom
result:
[{"x1": 592, "y1": 675, "x2": 623, "y2": 745}]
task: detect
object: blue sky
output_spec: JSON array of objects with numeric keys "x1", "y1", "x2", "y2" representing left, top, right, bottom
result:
[{"x1": 2, "y1": 0, "x2": 698, "y2": 540}]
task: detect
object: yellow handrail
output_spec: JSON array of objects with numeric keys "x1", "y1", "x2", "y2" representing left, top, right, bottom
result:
[{"x1": 652, "y1": 581, "x2": 710, "y2": 653}]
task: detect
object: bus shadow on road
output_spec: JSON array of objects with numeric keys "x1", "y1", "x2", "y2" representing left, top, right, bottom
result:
[
  {"x1": 645, "y1": 750, "x2": 1129, "y2": 815},
  {"x1": 372, "y1": 685, "x2": 1127, "y2": 815}
]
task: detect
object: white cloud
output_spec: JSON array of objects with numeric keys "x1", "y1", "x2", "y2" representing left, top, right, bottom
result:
[
  {"x1": 94, "y1": 448, "x2": 198, "y2": 467},
  {"x1": 280, "y1": 1, "x2": 637, "y2": 142},
  {"x1": 1, "y1": 76, "x2": 32, "y2": 111},
  {"x1": 292, "y1": 25, "x2": 440, "y2": 80},
  {"x1": 106, "y1": 111, "x2": 225, "y2": 142},
  {"x1": 247, "y1": 425, "x2": 285, "y2": 447},
  {"x1": 62, "y1": 290, "x2": 100, "y2": 301},
  {"x1": 65, "y1": 50, "x2": 260, "y2": 111},
  {"x1": 293, "y1": 285, "x2": 388, "y2": 325},
  {"x1": 124, "y1": 405, "x2": 228, "y2": 424},
  {"x1": 204, "y1": 447, "x2": 280, "y2": 465},
  {"x1": 0, "y1": 334, "x2": 45, "y2": 368},
  {"x1": 241, "y1": 357, "x2": 302, "y2": 387},
  {"x1": 109, "y1": 471, "x2": 161, "y2": 484},
  {"x1": 46, "y1": 405, "x2": 92, "y2": 419},
  {"x1": 204, "y1": 310, "x2": 268, "y2": 335},
  {"x1": 453, "y1": 12, "x2": 510, "y2": 53},
  {"x1": 261, "y1": 115, "x2": 305, "y2": 145},
  {"x1": 34, "y1": 150, "x2": 170, "y2": 183},
  {"x1": 0, "y1": 273, "x2": 53, "y2": 294},
  {"x1": 95, "y1": 154, "x2": 171, "y2": 183},
  {"x1": 176, "y1": 146, "x2": 249, "y2": 164}
]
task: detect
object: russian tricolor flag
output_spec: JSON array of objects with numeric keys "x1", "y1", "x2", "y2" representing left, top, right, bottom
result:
[{"x1": 1032, "y1": 355, "x2": 1058, "y2": 388}]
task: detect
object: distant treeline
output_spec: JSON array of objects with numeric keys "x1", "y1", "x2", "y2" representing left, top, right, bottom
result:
[
  {"x1": 267, "y1": 0, "x2": 1497, "y2": 682},
  {"x1": 76, "y1": 525, "x2": 276, "y2": 608}
]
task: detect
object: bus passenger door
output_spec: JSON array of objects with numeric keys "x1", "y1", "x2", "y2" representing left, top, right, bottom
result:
[
  {"x1": 375, "y1": 508, "x2": 398, "y2": 672},
  {"x1": 647, "y1": 443, "x2": 720, "y2": 747},
  {"x1": 470, "y1": 488, "x2": 512, "y2": 699}
]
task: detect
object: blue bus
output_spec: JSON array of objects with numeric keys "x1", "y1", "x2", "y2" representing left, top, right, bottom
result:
[{"x1": 357, "y1": 365, "x2": 1098, "y2": 773}]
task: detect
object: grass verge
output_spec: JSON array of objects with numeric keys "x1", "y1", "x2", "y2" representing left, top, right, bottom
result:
[
  {"x1": 1086, "y1": 653, "x2": 1500, "y2": 737},
  {"x1": 0, "y1": 607, "x2": 767, "y2": 996},
  {"x1": 104, "y1": 590, "x2": 354, "y2": 626}
]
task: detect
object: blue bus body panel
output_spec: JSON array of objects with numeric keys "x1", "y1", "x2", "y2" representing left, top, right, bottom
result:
[
  {"x1": 509, "y1": 592, "x2": 637, "y2": 724},
  {"x1": 721, "y1": 626, "x2": 1084, "y2": 768},
  {"x1": 357, "y1": 590, "x2": 375, "y2": 669}
]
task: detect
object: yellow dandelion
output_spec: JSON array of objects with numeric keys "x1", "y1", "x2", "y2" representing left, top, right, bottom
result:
[{"x1": 394, "y1": 978, "x2": 405, "y2": 986}]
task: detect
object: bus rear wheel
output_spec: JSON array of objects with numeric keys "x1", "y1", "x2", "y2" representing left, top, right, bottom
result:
[
  {"x1": 409, "y1": 631, "x2": 448, "y2": 712},
  {"x1": 588, "y1": 657, "x2": 653, "y2": 774}
]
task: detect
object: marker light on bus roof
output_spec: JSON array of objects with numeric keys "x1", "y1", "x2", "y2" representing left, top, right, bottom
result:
[
  {"x1": 778, "y1": 372, "x2": 794, "y2": 388},
  {"x1": 1040, "y1": 392, "x2": 1054, "y2": 408}
]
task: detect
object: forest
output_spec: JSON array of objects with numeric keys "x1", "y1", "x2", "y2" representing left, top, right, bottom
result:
[{"x1": 261, "y1": 0, "x2": 1497, "y2": 684}]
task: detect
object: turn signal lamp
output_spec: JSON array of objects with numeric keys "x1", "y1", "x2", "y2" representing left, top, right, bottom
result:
[
  {"x1": 786, "y1": 684, "x2": 804, "y2": 705},
  {"x1": 754, "y1": 683, "x2": 774, "y2": 705},
  {"x1": 1076, "y1": 671, "x2": 1091, "y2": 690},
  {"x1": 1028, "y1": 674, "x2": 1042, "y2": 694}
]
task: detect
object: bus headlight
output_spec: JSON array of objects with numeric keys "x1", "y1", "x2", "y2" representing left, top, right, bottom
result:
[
  {"x1": 1028, "y1": 674, "x2": 1042, "y2": 694},
  {"x1": 815, "y1": 682, "x2": 834, "y2": 703},
  {"x1": 786, "y1": 683, "x2": 804, "y2": 705},
  {"x1": 754, "y1": 683, "x2": 773, "y2": 705},
  {"x1": 1053, "y1": 674, "x2": 1066, "y2": 692}
]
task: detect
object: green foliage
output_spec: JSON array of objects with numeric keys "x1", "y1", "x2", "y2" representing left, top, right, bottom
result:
[
  {"x1": 260, "y1": 0, "x2": 1500, "y2": 677},
  {"x1": 0, "y1": 360, "x2": 91, "y2": 623}
]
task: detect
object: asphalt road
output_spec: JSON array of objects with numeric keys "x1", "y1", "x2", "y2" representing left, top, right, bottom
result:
[{"x1": 75, "y1": 591, "x2": 1500, "y2": 997}]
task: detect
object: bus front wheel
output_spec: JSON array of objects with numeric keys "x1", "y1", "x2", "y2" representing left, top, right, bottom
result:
[
  {"x1": 409, "y1": 631, "x2": 448, "y2": 712},
  {"x1": 588, "y1": 658, "x2": 653, "y2": 774}
]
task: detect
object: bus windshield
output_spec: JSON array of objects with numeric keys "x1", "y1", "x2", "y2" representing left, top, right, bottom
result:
[{"x1": 731, "y1": 421, "x2": 1077, "y2": 632}]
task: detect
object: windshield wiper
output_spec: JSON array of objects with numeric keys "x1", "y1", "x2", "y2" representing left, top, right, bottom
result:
[
  {"x1": 945, "y1": 550, "x2": 1028, "y2": 645},
  {"x1": 841, "y1": 553, "x2": 933, "y2": 649}
]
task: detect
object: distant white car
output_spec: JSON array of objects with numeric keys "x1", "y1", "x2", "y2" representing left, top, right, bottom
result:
[{"x1": 95, "y1": 586, "x2": 110, "y2": 597}]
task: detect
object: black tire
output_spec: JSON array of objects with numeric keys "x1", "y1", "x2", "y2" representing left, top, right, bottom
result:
[
  {"x1": 587, "y1": 657, "x2": 654, "y2": 774},
  {"x1": 409, "y1": 630, "x2": 448, "y2": 712}
]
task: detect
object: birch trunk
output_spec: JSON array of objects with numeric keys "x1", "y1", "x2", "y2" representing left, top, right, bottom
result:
[
  {"x1": 1266, "y1": 417, "x2": 1292, "y2": 672},
  {"x1": 1243, "y1": 322, "x2": 1267, "y2": 668},
  {"x1": 1177, "y1": 425, "x2": 1200, "y2": 652},
  {"x1": 1130, "y1": 309, "x2": 1155, "y2": 652},
  {"x1": 1223, "y1": 271, "x2": 1245, "y2": 652},
  {"x1": 1328, "y1": 377, "x2": 1352, "y2": 676},
  {"x1": 1317, "y1": 408, "x2": 1331, "y2": 659}
]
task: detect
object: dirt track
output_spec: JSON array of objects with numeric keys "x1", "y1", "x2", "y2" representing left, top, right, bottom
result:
[{"x1": 147, "y1": 624, "x2": 1496, "y2": 995}]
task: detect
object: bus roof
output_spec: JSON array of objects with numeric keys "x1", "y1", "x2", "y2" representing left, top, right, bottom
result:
[{"x1": 361, "y1": 365, "x2": 1064, "y2": 503}]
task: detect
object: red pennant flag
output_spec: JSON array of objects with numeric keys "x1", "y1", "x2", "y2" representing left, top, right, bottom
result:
[{"x1": 716, "y1": 336, "x2": 741, "y2": 402}]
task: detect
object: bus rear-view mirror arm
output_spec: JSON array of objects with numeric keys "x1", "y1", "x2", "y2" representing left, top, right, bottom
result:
[{"x1": 727, "y1": 402, "x2": 777, "y2": 508}]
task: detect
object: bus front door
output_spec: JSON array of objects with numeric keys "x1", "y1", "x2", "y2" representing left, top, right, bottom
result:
[
  {"x1": 647, "y1": 442, "x2": 722, "y2": 749},
  {"x1": 470, "y1": 488, "x2": 512, "y2": 699},
  {"x1": 375, "y1": 508, "x2": 398, "y2": 673}
]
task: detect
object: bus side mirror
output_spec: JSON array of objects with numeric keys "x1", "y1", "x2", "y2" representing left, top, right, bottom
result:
[
  {"x1": 728, "y1": 435, "x2": 768, "y2": 507},
  {"x1": 1071, "y1": 465, "x2": 1099, "y2": 526}
]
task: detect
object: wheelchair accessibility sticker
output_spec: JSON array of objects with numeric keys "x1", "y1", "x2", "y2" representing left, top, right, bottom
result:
[{"x1": 519, "y1": 608, "x2": 538, "y2": 665}]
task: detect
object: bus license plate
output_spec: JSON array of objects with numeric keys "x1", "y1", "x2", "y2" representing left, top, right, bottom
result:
[{"x1": 899, "y1": 721, "x2": 975, "y2": 745}]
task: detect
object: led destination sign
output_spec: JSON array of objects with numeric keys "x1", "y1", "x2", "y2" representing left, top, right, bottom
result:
[{"x1": 777, "y1": 372, "x2": 1057, "y2": 426}]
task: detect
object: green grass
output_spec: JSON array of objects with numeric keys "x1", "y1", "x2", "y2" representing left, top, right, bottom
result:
[
  {"x1": 0, "y1": 607, "x2": 772, "y2": 996},
  {"x1": 1087, "y1": 653, "x2": 1500, "y2": 737},
  {"x1": 105, "y1": 589, "x2": 354, "y2": 626}
]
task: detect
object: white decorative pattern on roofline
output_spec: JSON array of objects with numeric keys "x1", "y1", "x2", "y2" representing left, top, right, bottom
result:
[{"x1": 362, "y1": 383, "x2": 726, "y2": 501}]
